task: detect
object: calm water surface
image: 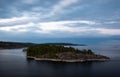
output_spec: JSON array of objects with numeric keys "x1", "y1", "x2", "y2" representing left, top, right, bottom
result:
[{"x1": 0, "y1": 46, "x2": 120, "y2": 77}]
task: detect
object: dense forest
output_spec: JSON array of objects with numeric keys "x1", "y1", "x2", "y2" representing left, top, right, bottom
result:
[{"x1": 27, "y1": 45, "x2": 93, "y2": 58}]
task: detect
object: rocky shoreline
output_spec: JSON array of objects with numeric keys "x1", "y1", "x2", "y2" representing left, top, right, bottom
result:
[{"x1": 27, "y1": 56, "x2": 110, "y2": 62}]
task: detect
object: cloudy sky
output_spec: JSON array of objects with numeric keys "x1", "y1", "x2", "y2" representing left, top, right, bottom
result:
[{"x1": 0, "y1": 0, "x2": 120, "y2": 45}]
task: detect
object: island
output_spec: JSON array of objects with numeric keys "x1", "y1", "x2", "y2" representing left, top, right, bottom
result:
[{"x1": 27, "y1": 45, "x2": 110, "y2": 62}]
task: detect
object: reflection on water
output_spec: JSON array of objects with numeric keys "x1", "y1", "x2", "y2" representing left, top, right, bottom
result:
[{"x1": 0, "y1": 45, "x2": 120, "y2": 77}]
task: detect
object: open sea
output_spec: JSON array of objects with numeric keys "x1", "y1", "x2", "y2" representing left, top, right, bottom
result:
[{"x1": 0, "y1": 45, "x2": 120, "y2": 77}]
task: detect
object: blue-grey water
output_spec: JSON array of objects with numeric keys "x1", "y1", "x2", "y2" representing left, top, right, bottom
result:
[{"x1": 0, "y1": 46, "x2": 120, "y2": 77}]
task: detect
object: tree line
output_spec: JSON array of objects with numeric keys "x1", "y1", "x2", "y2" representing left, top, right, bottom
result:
[{"x1": 27, "y1": 45, "x2": 94, "y2": 57}]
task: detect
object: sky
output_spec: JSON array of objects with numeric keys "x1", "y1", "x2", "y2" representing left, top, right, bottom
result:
[{"x1": 0, "y1": 0, "x2": 120, "y2": 45}]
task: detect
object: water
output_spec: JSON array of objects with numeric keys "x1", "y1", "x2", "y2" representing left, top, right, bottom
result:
[{"x1": 0, "y1": 46, "x2": 120, "y2": 77}]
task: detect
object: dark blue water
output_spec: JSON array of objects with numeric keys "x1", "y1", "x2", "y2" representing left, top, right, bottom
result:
[{"x1": 0, "y1": 46, "x2": 120, "y2": 77}]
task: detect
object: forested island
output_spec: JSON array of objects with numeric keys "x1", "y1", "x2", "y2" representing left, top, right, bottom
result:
[{"x1": 27, "y1": 45, "x2": 110, "y2": 62}]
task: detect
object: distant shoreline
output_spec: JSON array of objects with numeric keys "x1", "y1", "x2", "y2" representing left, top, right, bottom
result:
[
  {"x1": 0, "y1": 41, "x2": 85, "y2": 49},
  {"x1": 27, "y1": 56, "x2": 110, "y2": 62}
]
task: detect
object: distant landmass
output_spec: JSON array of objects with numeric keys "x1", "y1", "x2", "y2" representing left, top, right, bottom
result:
[
  {"x1": 0, "y1": 41, "x2": 34, "y2": 49},
  {"x1": 27, "y1": 45, "x2": 110, "y2": 62},
  {"x1": 0, "y1": 41, "x2": 85, "y2": 49},
  {"x1": 38, "y1": 43, "x2": 86, "y2": 46}
]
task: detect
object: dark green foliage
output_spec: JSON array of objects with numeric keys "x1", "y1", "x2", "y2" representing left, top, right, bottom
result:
[{"x1": 27, "y1": 45, "x2": 94, "y2": 58}]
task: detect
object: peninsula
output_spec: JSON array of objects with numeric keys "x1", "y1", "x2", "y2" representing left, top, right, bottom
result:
[{"x1": 27, "y1": 45, "x2": 110, "y2": 62}]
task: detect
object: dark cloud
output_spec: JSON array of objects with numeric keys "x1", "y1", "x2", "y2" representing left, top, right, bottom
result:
[
  {"x1": 0, "y1": 0, "x2": 57, "y2": 18},
  {"x1": 60, "y1": 0, "x2": 120, "y2": 20},
  {"x1": 0, "y1": 0, "x2": 120, "y2": 20}
]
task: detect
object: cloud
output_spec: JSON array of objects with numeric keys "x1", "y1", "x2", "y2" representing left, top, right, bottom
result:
[
  {"x1": 44, "y1": 0, "x2": 80, "y2": 18},
  {"x1": 0, "y1": 22, "x2": 34, "y2": 32},
  {"x1": 96, "y1": 28, "x2": 120, "y2": 35},
  {"x1": 40, "y1": 20, "x2": 96, "y2": 25},
  {"x1": 0, "y1": 19, "x2": 96, "y2": 32},
  {"x1": 104, "y1": 21, "x2": 120, "y2": 24},
  {"x1": 0, "y1": 0, "x2": 120, "y2": 41},
  {"x1": 0, "y1": 19, "x2": 120, "y2": 37},
  {"x1": 21, "y1": 0, "x2": 39, "y2": 4},
  {"x1": 0, "y1": 16, "x2": 32, "y2": 27},
  {"x1": 52, "y1": 0, "x2": 79, "y2": 13}
]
